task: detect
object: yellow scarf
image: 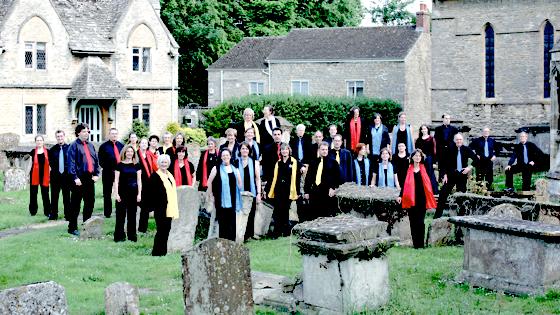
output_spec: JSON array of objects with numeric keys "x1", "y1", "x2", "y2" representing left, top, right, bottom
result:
[
  {"x1": 335, "y1": 150, "x2": 340, "y2": 163},
  {"x1": 315, "y1": 158, "x2": 323, "y2": 186},
  {"x1": 156, "y1": 169, "x2": 179, "y2": 219},
  {"x1": 268, "y1": 156, "x2": 298, "y2": 200},
  {"x1": 244, "y1": 121, "x2": 261, "y2": 143}
]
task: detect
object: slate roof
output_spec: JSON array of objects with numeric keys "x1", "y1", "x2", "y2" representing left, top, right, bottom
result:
[
  {"x1": 208, "y1": 36, "x2": 284, "y2": 70},
  {"x1": 68, "y1": 56, "x2": 130, "y2": 99},
  {"x1": 0, "y1": 0, "x2": 15, "y2": 43},
  {"x1": 267, "y1": 26, "x2": 421, "y2": 61}
]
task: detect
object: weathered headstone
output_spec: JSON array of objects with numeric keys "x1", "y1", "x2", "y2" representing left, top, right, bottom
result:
[
  {"x1": 449, "y1": 215, "x2": 560, "y2": 295},
  {"x1": 391, "y1": 216, "x2": 412, "y2": 246},
  {"x1": 206, "y1": 193, "x2": 219, "y2": 239},
  {"x1": 105, "y1": 282, "x2": 140, "y2": 315},
  {"x1": 535, "y1": 178, "x2": 550, "y2": 203},
  {"x1": 426, "y1": 217, "x2": 454, "y2": 246},
  {"x1": 538, "y1": 212, "x2": 560, "y2": 225},
  {"x1": 168, "y1": 185, "x2": 200, "y2": 252},
  {"x1": 293, "y1": 215, "x2": 397, "y2": 313},
  {"x1": 0, "y1": 281, "x2": 68, "y2": 314},
  {"x1": 3, "y1": 167, "x2": 28, "y2": 192},
  {"x1": 254, "y1": 201, "x2": 273, "y2": 237},
  {"x1": 487, "y1": 203, "x2": 522, "y2": 219},
  {"x1": 0, "y1": 133, "x2": 20, "y2": 172},
  {"x1": 80, "y1": 217, "x2": 104, "y2": 240},
  {"x1": 182, "y1": 238, "x2": 253, "y2": 315},
  {"x1": 236, "y1": 192, "x2": 254, "y2": 243}
]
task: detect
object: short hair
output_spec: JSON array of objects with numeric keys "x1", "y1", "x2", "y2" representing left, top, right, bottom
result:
[
  {"x1": 243, "y1": 108, "x2": 255, "y2": 117},
  {"x1": 264, "y1": 105, "x2": 274, "y2": 114},
  {"x1": 220, "y1": 148, "x2": 232, "y2": 158},
  {"x1": 244, "y1": 127, "x2": 255, "y2": 135},
  {"x1": 162, "y1": 131, "x2": 172, "y2": 138},
  {"x1": 176, "y1": 145, "x2": 188, "y2": 156},
  {"x1": 239, "y1": 141, "x2": 253, "y2": 155},
  {"x1": 398, "y1": 111, "x2": 406, "y2": 118},
  {"x1": 75, "y1": 123, "x2": 89, "y2": 137},
  {"x1": 296, "y1": 124, "x2": 305, "y2": 131},
  {"x1": 333, "y1": 134, "x2": 343, "y2": 141},
  {"x1": 225, "y1": 128, "x2": 237, "y2": 137},
  {"x1": 149, "y1": 135, "x2": 160, "y2": 142},
  {"x1": 409, "y1": 149, "x2": 426, "y2": 164},
  {"x1": 442, "y1": 113, "x2": 451, "y2": 119},
  {"x1": 207, "y1": 136, "x2": 218, "y2": 145},
  {"x1": 157, "y1": 154, "x2": 171, "y2": 167},
  {"x1": 139, "y1": 138, "x2": 149, "y2": 145},
  {"x1": 355, "y1": 143, "x2": 366, "y2": 153},
  {"x1": 519, "y1": 131, "x2": 529, "y2": 137},
  {"x1": 120, "y1": 145, "x2": 138, "y2": 163},
  {"x1": 380, "y1": 147, "x2": 392, "y2": 159},
  {"x1": 280, "y1": 142, "x2": 292, "y2": 155},
  {"x1": 319, "y1": 141, "x2": 330, "y2": 149},
  {"x1": 329, "y1": 124, "x2": 337, "y2": 130},
  {"x1": 272, "y1": 127, "x2": 282, "y2": 134},
  {"x1": 55, "y1": 130, "x2": 65, "y2": 136},
  {"x1": 34, "y1": 135, "x2": 44, "y2": 141},
  {"x1": 109, "y1": 128, "x2": 118, "y2": 133},
  {"x1": 373, "y1": 112, "x2": 382, "y2": 120},
  {"x1": 454, "y1": 133, "x2": 463, "y2": 140}
]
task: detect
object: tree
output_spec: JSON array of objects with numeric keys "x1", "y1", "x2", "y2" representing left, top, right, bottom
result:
[
  {"x1": 370, "y1": 0, "x2": 415, "y2": 26},
  {"x1": 160, "y1": 0, "x2": 363, "y2": 106}
]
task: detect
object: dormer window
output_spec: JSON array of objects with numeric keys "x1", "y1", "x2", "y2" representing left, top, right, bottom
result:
[
  {"x1": 132, "y1": 47, "x2": 151, "y2": 72},
  {"x1": 24, "y1": 42, "x2": 46, "y2": 70}
]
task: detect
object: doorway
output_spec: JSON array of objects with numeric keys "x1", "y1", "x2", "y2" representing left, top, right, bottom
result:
[{"x1": 78, "y1": 105, "x2": 102, "y2": 142}]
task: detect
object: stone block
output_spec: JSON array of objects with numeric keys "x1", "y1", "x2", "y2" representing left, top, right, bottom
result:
[
  {"x1": 426, "y1": 217, "x2": 454, "y2": 246},
  {"x1": 104, "y1": 282, "x2": 140, "y2": 315},
  {"x1": 80, "y1": 217, "x2": 104, "y2": 240},
  {"x1": 535, "y1": 178, "x2": 550, "y2": 203},
  {"x1": 168, "y1": 186, "x2": 200, "y2": 252},
  {"x1": 0, "y1": 281, "x2": 68, "y2": 314},
  {"x1": 449, "y1": 215, "x2": 560, "y2": 295},
  {"x1": 236, "y1": 192, "x2": 254, "y2": 242},
  {"x1": 254, "y1": 201, "x2": 273, "y2": 237},
  {"x1": 538, "y1": 213, "x2": 560, "y2": 225},
  {"x1": 487, "y1": 203, "x2": 522, "y2": 219},
  {"x1": 390, "y1": 215, "x2": 412, "y2": 246},
  {"x1": 3, "y1": 167, "x2": 27, "y2": 192},
  {"x1": 182, "y1": 238, "x2": 253, "y2": 315}
]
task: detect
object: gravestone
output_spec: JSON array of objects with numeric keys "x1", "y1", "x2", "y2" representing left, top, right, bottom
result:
[
  {"x1": 168, "y1": 185, "x2": 200, "y2": 252},
  {"x1": 0, "y1": 281, "x2": 68, "y2": 314},
  {"x1": 182, "y1": 238, "x2": 253, "y2": 315},
  {"x1": 449, "y1": 215, "x2": 560, "y2": 295},
  {"x1": 426, "y1": 217, "x2": 454, "y2": 246},
  {"x1": 487, "y1": 203, "x2": 522, "y2": 219},
  {"x1": 254, "y1": 201, "x2": 273, "y2": 237},
  {"x1": 80, "y1": 217, "x2": 104, "y2": 240},
  {"x1": 293, "y1": 215, "x2": 397, "y2": 313},
  {"x1": 236, "y1": 192, "x2": 254, "y2": 242},
  {"x1": 3, "y1": 167, "x2": 27, "y2": 192},
  {"x1": 105, "y1": 282, "x2": 139, "y2": 315},
  {"x1": 0, "y1": 133, "x2": 20, "y2": 171},
  {"x1": 534, "y1": 178, "x2": 550, "y2": 202}
]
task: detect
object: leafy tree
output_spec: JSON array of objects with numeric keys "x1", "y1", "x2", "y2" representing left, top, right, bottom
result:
[
  {"x1": 160, "y1": 0, "x2": 363, "y2": 106},
  {"x1": 370, "y1": 0, "x2": 415, "y2": 26}
]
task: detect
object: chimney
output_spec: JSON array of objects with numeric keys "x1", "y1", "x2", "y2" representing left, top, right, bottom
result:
[
  {"x1": 152, "y1": 0, "x2": 161, "y2": 16},
  {"x1": 416, "y1": 3, "x2": 430, "y2": 33}
]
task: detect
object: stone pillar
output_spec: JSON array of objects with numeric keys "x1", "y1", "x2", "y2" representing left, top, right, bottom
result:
[
  {"x1": 293, "y1": 215, "x2": 397, "y2": 313},
  {"x1": 168, "y1": 185, "x2": 201, "y2": 252}
]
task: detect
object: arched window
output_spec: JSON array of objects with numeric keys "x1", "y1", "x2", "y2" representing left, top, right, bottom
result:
[
  {"x1": 485, "y1": 24, "x2": 495, "y2": 98},
  {"x1": 544, "y1": 21, "x2": 554, "y2": 98}
]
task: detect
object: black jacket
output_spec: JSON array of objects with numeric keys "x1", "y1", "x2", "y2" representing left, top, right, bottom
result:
[
  {"x1": 262, "y1": 142, "x2": 282, "y2": 182},
  {"x1": 48, "y1": 143, "x2": 69, "y2": 175},
  {"x1": 67, "y1": 139, "x2": 100, "y2": 180},
  {"x1": 290, "y1": 134, "x2": 313, "y2": 164},
  {"x1": 98, "y1": 140, "x2": 124, "y2": 172},
  {"x1": 434, "y1": 124, "x2": 459, "y2": 160},
  {"x1": 443, "y1": 145, "x2": 479, "y2": 176},
  {"x1": 196, "y1": 149, "x2": 220, "y2": 191},
  {"x1": 147, "y1": 172, "x2": 169, "y2": 214},
  {"x1": 305, "y1": 156, "x2": 341, "y2": 193},
  {"x1": 469, "y1": 136, "x2": 498, "y2": 160},
  {"x1": 259, "y1": 117, "x2": 281, "y2": 146},
  {"x1": 329, "y1": 148, "x2": 354, "y2": 183},
  {"x1": 508, "y1": 141, "x2": 543, "y2": 166}
]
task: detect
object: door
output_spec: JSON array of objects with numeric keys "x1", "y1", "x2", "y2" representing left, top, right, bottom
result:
[{"x1": 78, "y1": 105, "x2": 102, "y2": 142}]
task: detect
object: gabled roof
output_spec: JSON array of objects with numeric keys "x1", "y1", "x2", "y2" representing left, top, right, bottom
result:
[
  {"x1": 208, "y1": 36, "x2": 284, "y2": 70},
  {"x1": 68, "y1": 56, "x2": 130, "y2": 99},
  {"x1": 267, "y1": 26, "x2": 421, "y2": 62}
]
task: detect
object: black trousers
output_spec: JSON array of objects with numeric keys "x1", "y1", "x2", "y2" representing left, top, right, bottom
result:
[
  {"x1": 138, "y1": 205, "x2": 151, "y2": 233},
  {"x1": 216, "y1": 205, "x2": 236, "y2": 241},
  {"x1": 272, "y1": 195, "x2": 291, "y2": 237},
  {"x1": 102, "y1": 170, "x2": 115, "y2": 218},
  {"x1": 29, "y1": 185, "x2": 50, "y2": 216},
  {"x1": 307, "y1": 189, "x2": 336, "y2": 221},
  {"x1": 68, "y1": 176, "x2": 95, "y2": 232},
  {"x1": 50, "y1": 172, "x2": 70, "y2": 219},
  {"x1": 152, "y1": 209, "x2": 172, "y2": 256},
  {"x1": 505, "y1": 164, "x2": 533, "y2": 191},
  {"x1": 476, "y1": 158, "x2": 494, "y2": 189},
  {"x1": 434, "y1": 171, "x2": 467, "y2": 219},
  {"x1": 408, "y1": 206, "x2": 426, "y2": 249},
  {"x1": 114, "y1": 186, "x2": 138, "y2": 242}
]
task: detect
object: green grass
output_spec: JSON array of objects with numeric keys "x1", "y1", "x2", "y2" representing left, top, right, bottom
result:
[{"x1": 491, "y1": 171, "x2": 546, "y2": 191}]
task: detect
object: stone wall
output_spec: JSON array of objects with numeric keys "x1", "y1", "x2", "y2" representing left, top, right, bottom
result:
[
  {"x1": 207, "y1": 70, "x2": 269, "y2": 107},
  {"x1": 405, "y1": 32, "x2": 432, "y2": 127},
  {"x1": 431, "y1": 0, "x2": 560, "y2": 136}
]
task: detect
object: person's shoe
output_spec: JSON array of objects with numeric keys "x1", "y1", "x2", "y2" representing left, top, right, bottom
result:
[
  {"x1": 69, "y1": 230, "x2": 80, "y2": 236},
  {"x1": 503, "y1": 188, "x2": 514, "y2": 193},
  {"x1": 48, "y1": 215, "x2": 58, "y2": 221}
]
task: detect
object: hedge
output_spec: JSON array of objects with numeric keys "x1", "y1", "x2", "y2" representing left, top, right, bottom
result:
[{"x1": 200, "y1": 94, "x2": 402, "y2": 138}]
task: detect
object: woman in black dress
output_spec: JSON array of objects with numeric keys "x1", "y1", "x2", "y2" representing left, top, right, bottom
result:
[
  {"x1": 393, "y1": 142, "x2": 410, "y2": 191},
  {"x1": 219, "y1": 128, "x2": 240, "y2": 160},
  {"x1": 138, "y1": 138, "x2": 158, "y2": 233},
  {"x1": 29, "y1": 135, "x2": 51, "y2": 217},
  {"x1": 207, "y1": 149, "x2": 242, "y2": 241},
  {"x1": 414, "y1": 124, "x2": 439, "y2": 194},
  {"x1": 172, "y1": 146, "x2": 195, "y2": 186},
  {"x1": 113, "y1": 145, "x2": 142, "y2": 242},
  {"x1": 353, "y1": 143, "x2": 374, "y2": 186},
  {"x1": 391, "y1": 112, "x2": 414, "y2": 155},
  {"x1": 234, "y1": 142, "x2": 262, "y2": 240}
]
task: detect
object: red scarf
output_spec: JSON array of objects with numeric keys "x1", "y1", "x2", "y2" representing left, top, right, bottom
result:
[
  {"x1": 31, "y1": 147, "x2": 50, "y2": 187},
  {"x1": 113, "y1": 142, "x2": 121, "y2": 163},
  {"x1": 83, "y1": 141, "x2": 94, "y2": 173},
  {"x1": 402, "y1": 164, "x2": 437, "y2": 209},
  {"x1": 147, "y1": 150, "x2": 158, "y2": 171},
  {"x1": 138, "y1": 150, "x2": 152, "y2": 178},
  {"x1": 349, "y1": 117, "x2": 361, "y2": 152},
  {"x1": 201, "y1": 149, "x2": 218, "y2": 188},
  {"x1": 174, "y1": 159, "x2": 192, "y2": 186}
]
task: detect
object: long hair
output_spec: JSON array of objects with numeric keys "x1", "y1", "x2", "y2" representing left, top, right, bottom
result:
[{"x1": 120, "y1": 145, "x2": 138, "y2": 163}]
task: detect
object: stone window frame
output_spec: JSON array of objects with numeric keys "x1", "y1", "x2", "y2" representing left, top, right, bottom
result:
[
  {"x1": 132, "y1": 103, "x2": 150, "y2": 127},
  {"x1": 248, "y1": 81, "x2": 265, "y2": 95},
  {"x1": 23, "y1": 103, "x2": 47, "y2": 135},
  {"x1": 291, "y1": 80, "x2": 310, "y2": 96},
  {"x1": 543, "y1": 21, "x2": 555, "y2": 99},
  {"x1": 346, "y1": 80, "x2": 365, "y2": 98},
  {"x1": 132, "y1": 47, "x2": 151, "y2": 73},
  {"x1": 23, "y1": 41, "x2": 47, "y2": 71}
]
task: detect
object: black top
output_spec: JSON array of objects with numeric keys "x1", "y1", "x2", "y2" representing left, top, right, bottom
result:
[
  {"x1": 415, "y1": 136, "x2": 436, "y2": 157},
  {"x1": 305, "y1": 156, "x2": 341, "y2": 193},
  {"x1": 289, "y1": 134, "x2": 313, "y2": 164},
  {"x1": 328, "y1": 148, "x2": 354, "y2": 183},
  {"x1": 212, "y1": 167, "x2": 238, "y2": 209},
  {"x1": 414, "y1": 171, "x2": 426, "y2": 209},
  {"x1": 147, "y1": 172, "x2": 171, "y2": 214},
  {"x1": 444, "y1": 145, "x2": 479, "y2": 176},
  {"x1": 266, "y1": 158, "x2": 302, "y2": 198},
  {"x1": 178, "y1": 161, "x2": 196, "y2": 185},
  {"x1": 508, "y1": 141, "x2": 543, "y2": 166},
  {"x1": 243, "y1": 164, "x2": 251, "y2": 191},
  {"x1": 373, "y1": 166, "x2": 389, "y2": 186},
  {"x1": 67, "y1": 139, "x2": 100, "y2": 179},
  {"x1": 29, "y1": 149, "x2": 47, "y2": 182},
  {"x1": 116, "y1": 162, "x2": 141, "y2": 190},
  {"x1": 393, "y1": 154, "x2": 409, "y2": 188},
  {"x1": 219, "y1": 142, "x2": 240, "y2": 160},
  {"x1": 396, "y1": 128, "x2": 408, "y2": 148},
  {"x1": 434, "y1": 124, "x2": 459, "y2": 158},
  {"x1": 469, "y1": 136, "x2": 498, "y2": 160},
  {"x1": 196, "y1": 150, "x2": 220, "y2": 191},
  {"x1": 98, "y1": 140, "x2": 124, "y2": 171},
  {"x1": 357, "y1": 159, "x2": 366, "y2": 186},
  {"x1": 259, "y1": 117, "x2": 281, "y2": 146},
  {"x1": 262, "y1": 142, "x2": 282, "y2": 182},
  {"x1": 48, "y1": 143, "x2": 69, "y2": 175}
]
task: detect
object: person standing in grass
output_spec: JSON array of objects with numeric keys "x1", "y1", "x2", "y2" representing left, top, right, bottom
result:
[
  {"x1": 172, "y1": 146, "x2": 195, "y2": 187},
  {"x1": 29, "y1": 135, "x2": 51, "y2": 217},
  {"x1": 393, "y1": 143, "x2": 409, "y2": 191},
  {"x1": 397, "y1": 149, "x2": 437, "y2": 249},
  {"x1": 150, "y1": 154, "x2": 178, "y2": 256},
  {"x1": 304, "y1": 142, "x2": 341, "y2": 219},
  {"x1": 49, "y1": 130, "x2": 70, "y2": 221},
  {"x1": 197, "y1": 137, "x2": 220, "y2": 192},
  {"x1": 98, "y1": 128, "x2": 124, "y2": 218},
  {"x1": 138, "y1": 138, "x2": 157, "y2": 233},
  {"x1": 206, "y1": 149, "x2": 243, "y2": 241},
  {"x1": 234, "y1": 142, "x2": 262, "y2": 240},
  {"x1": 113, "y1": 145, "x2": 142, "y2": 242},
  {"x1": 67, "y1": 123, "x2": 100, "y2": 236},
  {"x1": 353, "y1": 143, "x2": 373, "y2": 186},
  {"x1": 504, "y1": 131, "x2": 544, "y2": 192}
]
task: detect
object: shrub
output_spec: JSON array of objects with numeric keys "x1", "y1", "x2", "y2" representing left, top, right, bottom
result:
[
  {"x1": 165, "y1": 122, "x2": 207, "y2": 145},
  {"x1": 123, "y1": 120, "x2": 149, "y2": 143},
  {"x1": 200, "y1": 94, "x2": 402, "y2": 138}
]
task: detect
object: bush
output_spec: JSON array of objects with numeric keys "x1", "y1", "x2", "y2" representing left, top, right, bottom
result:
[
  {"x1": 200, "y1": 94, "x2": 402, "y2": 138},
  {"x1": 123, "y1": 120, "x2": 149, "y2": 143},
  {"x1": 165, "y1": 122, "x2": 207, "y2": 145}
]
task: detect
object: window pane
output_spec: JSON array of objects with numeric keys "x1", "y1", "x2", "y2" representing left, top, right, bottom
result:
[
  {"x1": 36, "y1": 43, "x2": 46, "y2": 70},
  {"x1": 132, "y1": 56, "x2": 139, "y2": 71},
  {"x1": 142, "y1": 106, "x2": 150, "y2": 126},
  {"x1": 356, "y1": 86, "x2": 364, "y2": 97},
  {"x1": 249, "y1": 82, "x2": 257, "y2": 95},
  {"x1": 142, "y1": 48, "x2": 150, "y2": 72},
  {"x1": 132, "y1": 105, "x2": 139, "y2": 120},
  {"x1": 356, "y1": 81, "x2": 364, "y2": 88},
  {"x1": 25, "y1": 51, "x2": 33, "y2": 68},
  {"x1": 291, "y1": 81, "x2": 299, "y2": 94},
  {"x1": 485, "y1": 25, "x2": 495, "y2": 98},
  {"x1": 301, "y1": 81, "x2": 309, "y2": 95},
  {"x1": 25, "y1": 106, "x2": 34, "y2": 134},
  {"x1": 257, "y1": 82, "x2": 264, "y2": 95},
  {"x1": 36, "y1": 104, "x2": 46, "y2": 134},
  {"x1": 544, "y1": 22, "x2": 554, "y2": 98}
]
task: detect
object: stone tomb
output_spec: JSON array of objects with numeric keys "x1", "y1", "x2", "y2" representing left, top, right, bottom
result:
[
  {"x1": 0, "y1": 281, "x2": 68, "y2": 314},
  {"x1": 449, "y1": 215, "x2": 560, "y2": 295},
  {"x1": 181, "y1": 238, "x2": 253, "y2": 315},
  {"x1": 168, "y1": 185, "x2": 200, "y2": 252},
  {"x1": 292, "y1": 215, "x2": 397, "y2": 313}
]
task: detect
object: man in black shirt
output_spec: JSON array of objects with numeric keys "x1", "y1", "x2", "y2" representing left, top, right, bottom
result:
[
  {"x1": 434, "y1": 114, "x2": 459, "y2": 181},
  {"x1": 329, "y1": 134, "x2": 353, "y2": 183},
  {"x1": 304, "y1": 142, "x2": 341, "y2": 220},
  {"x1": 469, "y1": 127, "x2": 498, "y2": 190},
  {"x1": 98, "y1": 128, "x2": 124, "y2": 218},
  {"x1": 262, "y1": 128, "x2": 283, "y2": 184},
  {"x1": 505, "y1": 132, "x2": 543, "y2": 192},
  {"x1": 48, "y1": 130, "x2": 70, "y2": 220}
]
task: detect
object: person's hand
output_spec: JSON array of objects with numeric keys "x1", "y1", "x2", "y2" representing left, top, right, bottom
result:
[
  {"x1": 92, "y1": 176, "x2": 99, "y2": 182},
  {"x1": 136, "y1": 194, "x2": 141, "y2": 203},
  {"x1": 490, "y1": 156, "x2": 496, "y2": 161},
  {"x1": 300, "y1": 166, "x2": 307, "y2": 173},
  {"x1": 396, "y1": 197, "x2": 402, "y2": 204},
  {"x1": 529, "y1": 161, "x2": 535, "y2": 166},
  {"x1": 328, "y1": 188, "x2": 335, "y2": 197},
  {"x1": 256, "y1": 193, "x2": 262, "y2": 203},
  {"x1": 74, "y1": 178, "x2": 82, "y2": 186},
  {"x1": 304, "y1": 194, "x2": 309, "y2": 200},
  {"x1": 505, "y1": 165, "x2": 511, "y2": 171},
  {"x1": 442, "y1": 174, "x2": 448, "y2": 184},
  {"x1": 115, "y1": 194, "x2": 121, "y2": 202},
  {"x1": 462, "y1": 166, "x2": 471, "y2": 174}
]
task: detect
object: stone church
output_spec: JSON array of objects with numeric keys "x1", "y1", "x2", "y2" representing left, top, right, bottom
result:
[{"x1": 0, "y1": 0, "x2": 179, "y2": 144}]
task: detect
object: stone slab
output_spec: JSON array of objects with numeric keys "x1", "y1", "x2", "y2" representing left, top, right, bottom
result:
[
  {"x1": 168, "y1": 186, "x2": 200, "y2": 252},
  {"x1": 487, "y1": 203, "x2": 522, "y2": 219},
  {"x1": 292, "y1": 214, "x2": 389, "y2": 243},
  {"x1": 104, "y1": 282, "x2": 139, "y2": 315},
  {"x1": 390, "y1": 215, "x2": 412, "y2": 246},
  {"x1": 182, "y1": 238, "x2": 253, "y2": 315},
  {"x1": 426, "y1": 217, "x2": 454, "y2": 246},
  {"x1": 80, "y1": 216, "x2": 104, "y2": 240},
  {"x1": 0, "y1": 281, "x2": 68, "y2": 315}
]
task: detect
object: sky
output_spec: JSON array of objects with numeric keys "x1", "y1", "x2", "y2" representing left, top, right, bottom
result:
[{"x1": 360, "y1": 0, "x2": 432, "y2": 27}]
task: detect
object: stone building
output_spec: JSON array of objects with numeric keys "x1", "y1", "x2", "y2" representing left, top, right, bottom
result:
[
  {"x1": 0, "y1": 0, "x2": 179, "y2": 144},
  {"x1": 208, "y1": 7, "x2": 431, "y2": 128},
  {"x1": 431, "y1": 0, "x2": 560, "y2": 141}
]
